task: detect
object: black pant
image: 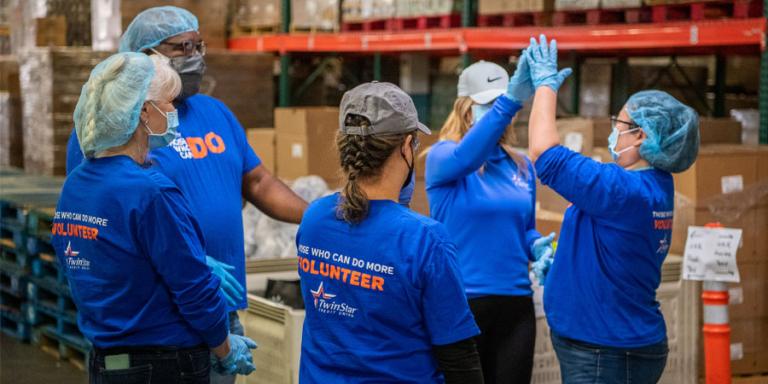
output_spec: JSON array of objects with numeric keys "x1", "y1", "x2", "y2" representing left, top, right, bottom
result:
[
  {"x1": 468, "y1": 295, "x2": 535, "y2": 384},
  {"x1": 89, "y1": 344, "x2": 210, "y2": 384}
]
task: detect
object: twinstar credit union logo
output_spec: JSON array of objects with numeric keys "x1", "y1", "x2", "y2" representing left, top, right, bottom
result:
[
  {"x1": 64, "y1": 241, "x2": 90, "y2": 271},
  {"x1": 309, "y1": 282, "x2": 358, "y2": 318}
]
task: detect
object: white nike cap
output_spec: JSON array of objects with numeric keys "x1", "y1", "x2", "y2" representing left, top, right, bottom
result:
[{"x1": 457, "y1": 60, "x2": 509, "y2": 105}]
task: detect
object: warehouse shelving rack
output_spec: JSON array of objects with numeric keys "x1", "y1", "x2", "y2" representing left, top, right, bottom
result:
[{"x1": 227, "y1": 0, "x2": 768, "y2": 144}]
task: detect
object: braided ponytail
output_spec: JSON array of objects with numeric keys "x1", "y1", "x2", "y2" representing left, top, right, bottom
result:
[
  {"x1": 336, "y1": 114, "x2": 412, "y2": 224},
  {"x1": 79, "y1": 55, "x2": 128, "y2": 157}
]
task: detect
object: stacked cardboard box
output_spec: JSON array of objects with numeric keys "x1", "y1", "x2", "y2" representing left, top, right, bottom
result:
[
  {"x1": 0, "y1": 57, "x2": 22, "y2": 167},
  {"x1": 19, "y1": 48, "x2": 111, "y2": 176},
  {"x1": 247, "y1": 128, "x2": 276, "y2": 174},
  {"x1": 342, "y1": 0, "x2": 396, "y2": 22},
  {"x1": 274, "y1": 108, "x2": 341, "y2": 187},
  {"x1": 203, "y1": 52, "x2": 274, "y2": 129},
  {"x1": 232, "y1": 0, "x2": 282, "y2": 31},
  {"x1": 291, "y1": 0, "x2": 340, "y2": 31},
  {"x1": 121, "y1": 1, "x2": 228, "y2": 49},
  {"x1": 555, "y1": 0, "x2": 600, "y2": 10},
  {"x1": 671, "y1": 145, "x2": 768, "y2": 375},
  {"x1": 479, "y1": 0, "x2": 554, "y2": 14},
  {"x1": 395, "y1": 0, "x2": 463, "y2": 17}
]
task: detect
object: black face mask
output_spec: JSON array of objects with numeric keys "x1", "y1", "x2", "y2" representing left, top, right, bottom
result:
[
  {"x1": 169, "y1": 53, "x2": 206, "y2": 100},
  {"x1": 400, "y1": 143, "x2": 415, "y2": 190}
]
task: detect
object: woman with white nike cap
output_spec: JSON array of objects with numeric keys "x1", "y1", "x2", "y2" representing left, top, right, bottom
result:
[{"x1": 425, "y1": 57, "x2": 554, "y2": 383}]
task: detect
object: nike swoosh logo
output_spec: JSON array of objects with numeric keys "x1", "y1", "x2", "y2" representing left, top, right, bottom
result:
[{"x1": 487, "y1": 76, "x2": 502, "y2": 83}]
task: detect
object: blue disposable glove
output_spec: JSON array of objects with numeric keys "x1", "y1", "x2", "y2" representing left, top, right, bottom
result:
[
  {"x1": 399, "y1": 171, "x2": 415, "y2": 206},
  {"x1": 526, "y1": 34, "x2": 573, "y2": 92},
  {"x1": 506, "y1": 50, "x2": 535, "y2": 105},
  {"x1": 206, "y1": 256, "x2": 245, "y2": 307},
  {"x1": 212, "y1": 334, "x2": 258, "y2": 375},
  {"x1": 530, "y1": 232, "x2": 555, "y2": 286}
]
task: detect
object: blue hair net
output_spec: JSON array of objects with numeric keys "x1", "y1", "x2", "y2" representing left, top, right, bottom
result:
[
  {"x1": 119, "y1": 6, "x2": 198, "y2": 53},
  {"x1": 74, "y1": 53, "x2": 155, "y2": 158},
  {"x1": 626, "y1": 90, "x2": 700, "y2": 173}
]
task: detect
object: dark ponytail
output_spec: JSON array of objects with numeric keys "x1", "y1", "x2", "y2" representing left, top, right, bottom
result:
[{"x1": 336, "y1": 114, "x2": 413, "y2": 224}]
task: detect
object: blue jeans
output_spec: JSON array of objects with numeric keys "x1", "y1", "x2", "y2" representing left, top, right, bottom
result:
[
  {"x1": 551, "y1": 332, "x2": 668, "y2": 384},
  {"x1": 210, "y1": 311, "x2": 244, "y2": 384}
]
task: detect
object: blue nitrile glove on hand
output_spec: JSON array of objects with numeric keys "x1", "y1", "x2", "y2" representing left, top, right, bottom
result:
[
  {"x1": 531, "y1": 232, "x2": 555, "y2": 286},
  {"x1": 399, "y1": 171, "x2": 415, "y2": 206},
  {"x1": 506, "y1": 50, "x2": 535, "y2": 105},
  {"x1": 206, "y1": 256, "x2": 245, "y2": 307},
  {"x1": 212, "y1": 334, "x2": 258, "y2": 375},
  {"x1": 526, "y1": 34, "x2": 573, "y2": 92}
]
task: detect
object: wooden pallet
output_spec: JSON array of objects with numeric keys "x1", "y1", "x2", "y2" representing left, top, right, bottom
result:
[
  {"x1": 389, "y1": 13, "x2": 462, "y2": 31},
  {"x1": 34, "y1": 325, "x2": 90, "y2": 371}
]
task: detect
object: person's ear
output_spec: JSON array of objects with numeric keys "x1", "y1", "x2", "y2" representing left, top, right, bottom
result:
[
  {"x1": 402, "y1": 135, "x2": 414, "y2": 159},
  {"x1": 632, "y1": 130, "x2": 646, "y2": 148}
]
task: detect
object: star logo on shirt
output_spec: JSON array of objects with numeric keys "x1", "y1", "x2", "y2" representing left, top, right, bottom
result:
[
  {"x1": 64, "y1": 241, "x2": 80, "y2": 257},
  {"x1": 310, "y1": 282, "x2": 336, "y2": 308}
]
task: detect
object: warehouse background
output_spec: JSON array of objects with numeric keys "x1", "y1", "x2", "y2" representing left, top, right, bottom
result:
[{"x1": 0, "y1": 0, "x2": 766, "y2": 383}]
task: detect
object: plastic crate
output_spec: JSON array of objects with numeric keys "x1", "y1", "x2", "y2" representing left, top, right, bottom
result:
[
  {"x1": 532, "y1": 255, "x2": 700, "y2": 384},
  {"x1": 243, "y1": 293, "x2": 305, "y2": 384}
]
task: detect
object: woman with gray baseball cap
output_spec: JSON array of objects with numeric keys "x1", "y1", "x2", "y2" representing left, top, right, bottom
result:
[
  {"x1": 424, "y1": 56, "x2": 553, "y2": 383},
  {"x1": 295, "y1": 82, "x2": 484, "y2": 384}
]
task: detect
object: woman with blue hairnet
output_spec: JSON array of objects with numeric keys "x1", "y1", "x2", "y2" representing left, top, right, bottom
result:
[
  {"x1": 524, "y1": 35, "x2": 699, "y2": 384},
  {"x1": 65, "y1": 9, "x2": 308, "y2": 383},
  {"x1": 51, "y1": 52, "x2": 257, "y2": 383}
]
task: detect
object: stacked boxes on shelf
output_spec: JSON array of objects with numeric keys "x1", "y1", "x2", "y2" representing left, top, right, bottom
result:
[
  {"x1": 479, "y1": 0, "x2": 555, "y2": 15},
  {"x1": 232, "y1": 0, "x2": 283, "y2": 34},
  {"x1": 342, "y1": 0, "x2": 396, "y2": 22},
  {"x1": 291, "y1": 0, "x2": 341, "y2": 31},
  {"x1": 0, "y1": 169, "x2": 90, "y2": 370},
  {"x1": 18, "y1": 48, "x2": 111, "y2": 176}
]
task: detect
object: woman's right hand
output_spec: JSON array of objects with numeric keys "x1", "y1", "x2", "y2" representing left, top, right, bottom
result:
[
  {"x1": 506, "y1": 50, "x2": 535, "y2": 105},
  {"x1": 526, "y1": 34, "x2": 572, "y2": 92},
  {"x1": 212, "y1": 334, "x2": 258, "y2": 375}
]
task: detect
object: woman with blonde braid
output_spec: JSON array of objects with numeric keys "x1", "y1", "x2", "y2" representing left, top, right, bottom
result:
[
  {"x1": 295, "y1": 82, "x2": 483, "y2": 384},
  {"x1": 52, "y1": 52, "x2": 257, "y2": 383}
]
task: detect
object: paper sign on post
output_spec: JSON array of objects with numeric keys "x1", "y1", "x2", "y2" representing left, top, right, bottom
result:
[{"x1": 682, "y1": 226, "x2": 741, "y2": 283}]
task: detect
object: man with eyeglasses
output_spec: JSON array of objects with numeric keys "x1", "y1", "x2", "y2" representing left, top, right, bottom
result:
[{"x1": 65, "y1": 6, "x2": 308, "y2": 383}]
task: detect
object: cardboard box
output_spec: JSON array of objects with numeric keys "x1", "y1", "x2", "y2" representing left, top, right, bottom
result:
[
  {"x1": 673, "y1": 145, "x2": 764, "y2": 208},
  {"x1": 479, "y1": 0, "x2": 507, "y2": 14},
  {"x1": 291, "y1": 0, "x2": 340, "y2": 31},
  {"x1": 730, "y1": 260, "x2": 768, "y2": 321},
  {"x1": 730, "y1": 317, "x2": 768, "y2": 375},
  {"x1": 536, "y1": 209, "x2": 565, "y2": 239},
  {"x1": 698, "y1": 118, "x2": 742, "y2": 145},
  {"x1": 536, "y1": 181, "x2": 571, "y2": 214},
  {"x1": 557, "y1": 117, "x2": 594, "y2": 155},
  {"x1": 36, "y1": 16, "x2": 67, "y2": 47},
  {"x1": 247, "y1": 128, "x2": 276, "y2": 173},
  {"x1": 416, "y1": 133, "x2": 441, "y2": 180},
  {"x1": 204, "y1": 52, "x2": 274, "y2": 129},
  {"x1": 275, "y1": 107, "x2": 341, "y2": 186},
  {"x1": 593, "y1": 117, "x2": 611, "y2": 147},
  {"x1": 410, "y1": 178, "x2": 430, "y2": 216}
]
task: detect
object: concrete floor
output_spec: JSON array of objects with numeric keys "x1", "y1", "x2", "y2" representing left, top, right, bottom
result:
[{"x1": 0, "y1": 334, "x2": 87, "y2": 384}]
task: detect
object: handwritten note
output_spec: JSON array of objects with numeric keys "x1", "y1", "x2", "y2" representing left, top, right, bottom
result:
[{"x1": 682, "y1": 226, "x2": 741, "y2": 283}]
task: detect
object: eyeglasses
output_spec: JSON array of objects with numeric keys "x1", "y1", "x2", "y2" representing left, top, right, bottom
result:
[
  {"x1": 159, "y1": 40, "x2": 206, "y2": 56},
  {"x1": 610, "y1": 116, "x2": 641, "y2": 131}
]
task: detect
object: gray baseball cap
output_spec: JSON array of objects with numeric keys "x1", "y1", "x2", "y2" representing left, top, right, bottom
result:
[
  {"x1": 340, "y1": 81, "x2": 431, "y2": 136},
  {"x1": 458, "y1": 60, "x2": 509, "y2": 105}
]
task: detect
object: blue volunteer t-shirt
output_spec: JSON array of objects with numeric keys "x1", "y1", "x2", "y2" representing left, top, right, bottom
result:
[
  {"x1": 536, "y1": 145, "x2": 674, "y2": 348},
  {"x1": 426, "y1": 95, "x2": 539, "y2": 298},
  {"x1": 66, "y1": 94, "x2": 261, "y2": 310},
  {"x1": 52, "y1": 156, "x2": 229, "y2": 348},
  {"x1": 296, "y1": 194, "x2": 480, "y2": 383}
]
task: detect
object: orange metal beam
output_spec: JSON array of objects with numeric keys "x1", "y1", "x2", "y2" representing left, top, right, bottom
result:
[{"x1": 228, "y1": 18, "x2": 765, "y2": 53}]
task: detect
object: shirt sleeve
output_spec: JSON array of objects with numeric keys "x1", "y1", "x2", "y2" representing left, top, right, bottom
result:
[
  {"x1": 524, "y1": 161, "x2": 541, "y2": 261},
  {"x1": 535, "y1": 145, "x2": 648, "y2": 220},
  {"x1": 420, "y1": 240, "x2": 481, "y2": 346},
  {"x1": 137, "y1": 186, "x2": 229, "y2": 348},
  {"x1": 66, "y1": 128, "x2": 85, "y2": 175},
  {"x1": 214, "y1": 100, "x2": 261, "y2": 175},
  {"x1": 425, "y1": 96, "x2": 522, "y2": 187}
]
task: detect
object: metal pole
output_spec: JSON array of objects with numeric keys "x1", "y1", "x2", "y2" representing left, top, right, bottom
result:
[
  {"x1": 373, "y1": 52, "x2": 382, "y2": 81},
  {"x1": 610, "y1": 57, "x2": 629, "y2": 115},
  {"x1": 714, "y1": 55, "x2": 726, "y2": 117},
  {"x1": 278, "y1": 0, "x2": 292, "y2": 107},
  {"x1": 571, "y1": 56, "x2": 582, "y2": 115},
  {"x1": 760, "y1": 0, "x2": 768, "y2": 144}
]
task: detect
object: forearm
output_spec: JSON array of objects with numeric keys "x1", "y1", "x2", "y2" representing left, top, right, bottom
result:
[
  {"x1": 212, "y1": 337, "x2": 231, "y2": 359},
  {"x1": 433, "y1": 338, "x2": 484, "y2": 384},
  {"x1": 243, "y1": 170, "x2": 307, "y2": 224},
  {"x1": 529, "y1": 87, "x2": 560, "y2": 162}
]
